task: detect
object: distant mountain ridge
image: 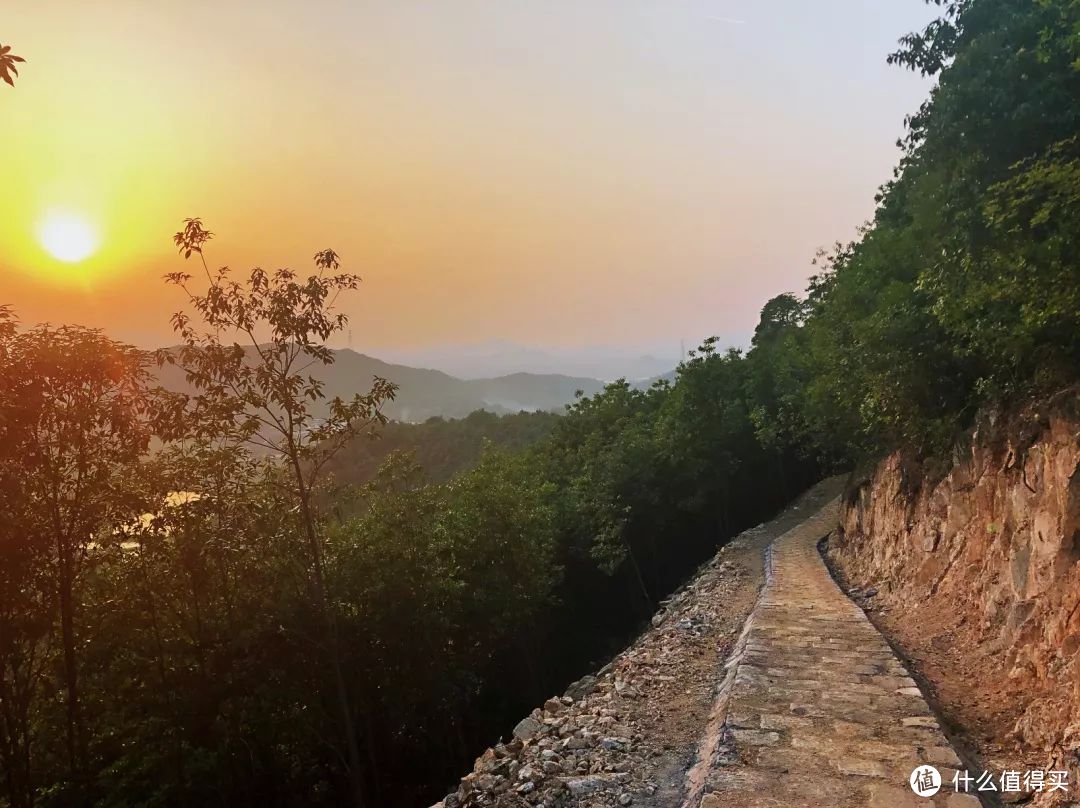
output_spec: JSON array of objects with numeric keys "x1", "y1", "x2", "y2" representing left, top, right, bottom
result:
[
  {"x1": 154, "y1": 347, "x2": 609, "y2": 422},
  {"x1": 371, "y1": 340, "x2": 685, "y2": 381}
]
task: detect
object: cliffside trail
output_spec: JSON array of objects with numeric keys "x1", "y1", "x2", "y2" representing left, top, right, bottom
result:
[{"x1": 436, "y1": 477, "x2": 990, "y2": 807}]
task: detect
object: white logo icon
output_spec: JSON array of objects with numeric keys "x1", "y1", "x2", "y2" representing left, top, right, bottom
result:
[{"x1": 910, "y1": 765, "x2": 942, "y2": 797}]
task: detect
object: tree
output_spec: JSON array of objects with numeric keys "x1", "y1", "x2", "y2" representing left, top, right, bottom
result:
[
  {"x1": 744, "y1": 295, "x2": 813, "y2": 463},
  {"x1": 324, "y1": 409, "x2": 560, "y2": 488},
  {"x1": 89, "y1": 448, "x2": 330, "y2": 807},
  {"x1": 161, "y1": 218, "x2": 396, "y2": 806},
  {"x1": 0, "y1": 43, "x2": 25, "y2": 87},
  {"x1": 777, "y1": 0, "x2": 1080, "y2": 458},
  {"x1": 0, "y1": 322, "x2": 151, "y2": 799},
  {"x1": 0, "y1": 308, "x2": 49, "y2": 808}
]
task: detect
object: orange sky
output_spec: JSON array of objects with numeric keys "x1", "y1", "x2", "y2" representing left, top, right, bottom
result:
[{"x1": 1, "y1": 1, "x2": 937, "y2": 353}]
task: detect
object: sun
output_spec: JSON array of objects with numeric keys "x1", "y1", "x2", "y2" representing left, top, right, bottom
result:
[{"x1": 37, "y1": 210, "x2": 100, "y2": 263}]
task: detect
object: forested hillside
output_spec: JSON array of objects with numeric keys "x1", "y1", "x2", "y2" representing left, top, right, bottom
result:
[
  {"x1": 748, "y1": 0, "x2": 1080, "y2": 460},
  {"x1": 0, "y1": 306, "x2": 818, "y2": 808},
  {"x1": 324, "y1": 410, "x2": 561, "y2": 486},
  {"x1": 2, "y1": 1, "x2": 1080, "y2": 807}
]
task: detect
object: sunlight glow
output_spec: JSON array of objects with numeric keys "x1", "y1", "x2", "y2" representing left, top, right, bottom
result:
[{"x1": 37, "y1": 211, "x2": 100, "y2": 263}]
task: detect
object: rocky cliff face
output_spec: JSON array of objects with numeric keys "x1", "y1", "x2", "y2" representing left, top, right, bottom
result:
[{"x1": 829, "y1": 400, "x2": 1080, "y2": 804}]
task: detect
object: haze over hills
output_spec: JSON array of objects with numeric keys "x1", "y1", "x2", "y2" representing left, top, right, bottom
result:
[
  {"x1": 154, "y1": 347, "x2": 609, "y2": 422},
  {"x1": 367, "y1": 340, "x2": 705, "y2": 382}
]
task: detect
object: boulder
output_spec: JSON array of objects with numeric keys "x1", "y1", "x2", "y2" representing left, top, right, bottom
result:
[
  {"x1": 565, "y1": 674, "x2": 598, "y2": 701},
  {"x1": 513, "y1": 717, "x2": 543, "y2": 741}
]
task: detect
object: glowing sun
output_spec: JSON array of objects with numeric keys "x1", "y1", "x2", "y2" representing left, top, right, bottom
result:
[{"x1": 37, "y1": 211, "x2": 99, "y2": 263}]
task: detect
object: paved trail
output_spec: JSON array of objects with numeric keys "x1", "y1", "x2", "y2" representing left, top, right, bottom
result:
[{"x1": 687, "y1": 501, "x2": 981, "y2": 808}]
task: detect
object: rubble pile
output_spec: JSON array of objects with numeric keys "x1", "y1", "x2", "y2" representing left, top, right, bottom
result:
[{"x1": 434, "y1": 550, "x2": 755, "y2": 808}]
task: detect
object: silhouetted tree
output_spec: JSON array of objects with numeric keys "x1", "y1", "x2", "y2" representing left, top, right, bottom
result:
[{"x1": 161, "y1": 218, "x2": 396, "y2": 806}]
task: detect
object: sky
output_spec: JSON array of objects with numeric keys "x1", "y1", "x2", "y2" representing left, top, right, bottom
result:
[{"x1": 1, "y1": 0, "x2": 941, "y2": 364}]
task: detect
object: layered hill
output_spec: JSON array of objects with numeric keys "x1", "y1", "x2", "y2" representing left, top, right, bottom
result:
[{"x1": 154, "y1": 347, "x2": 608, "y2": 422}]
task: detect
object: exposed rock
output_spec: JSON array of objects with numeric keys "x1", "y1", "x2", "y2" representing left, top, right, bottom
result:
[
  {"x1": 543, "y1": 698, "x2": 565, "y2": 716},
  {"x1": 564, "y1": 675, "x2": 597, "y2": 701},
  {"x1": 830, "y1": 404, "x2": 1080, "y2": 808},
  {"x1": 513, "y1": 717, "x2": 543, "y2": 742},
  {"x1": 565, "y1": 775, "x2": 610, "y2": 796}
]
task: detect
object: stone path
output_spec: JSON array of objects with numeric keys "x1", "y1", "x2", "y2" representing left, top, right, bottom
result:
[{"x1": 688, "y1": 500, "x2": 981, "y2": 808}]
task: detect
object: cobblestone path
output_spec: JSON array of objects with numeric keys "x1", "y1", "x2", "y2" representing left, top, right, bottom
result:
[{"x1": 688, "y1": 501, "x2": 981, "y2": 808}]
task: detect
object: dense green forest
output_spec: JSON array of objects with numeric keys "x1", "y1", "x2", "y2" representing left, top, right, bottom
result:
[
  {"x1": 3, "y1": 1, "x2": 1080, "y2": 806},
  {"x1": 324, "y1": 410, "x2": 561, "y2": 486}
]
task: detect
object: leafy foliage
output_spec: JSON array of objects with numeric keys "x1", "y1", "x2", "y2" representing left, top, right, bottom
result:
[
  {"x1": 746, "y1": 0, "x2": 1080, "y2": 459},
  {"x1": 0, "y1": 324, "x2": 152, "y2": 805},
  {"x1": 160, "y1": 221, "x2": 398, "y2": 805},
  {"x1": 324, "y1": 409, "x2": 560, "y2": 487},
  {"x1": 0, "y1": 43, "x2": 25, "y2": 88}
]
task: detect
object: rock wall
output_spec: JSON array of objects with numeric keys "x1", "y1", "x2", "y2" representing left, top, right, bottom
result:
[{"x1": 829, "y1": 401, "x2": 1080, "y2": 801}]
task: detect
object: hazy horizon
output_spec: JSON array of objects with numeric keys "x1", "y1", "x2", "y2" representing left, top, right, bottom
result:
[
  {"x1": 137, "y1": 336, "x2": 723, "y2": 381},
  {"x1": 351, "y1": 337, "x2": 708, "y2": 381}
]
